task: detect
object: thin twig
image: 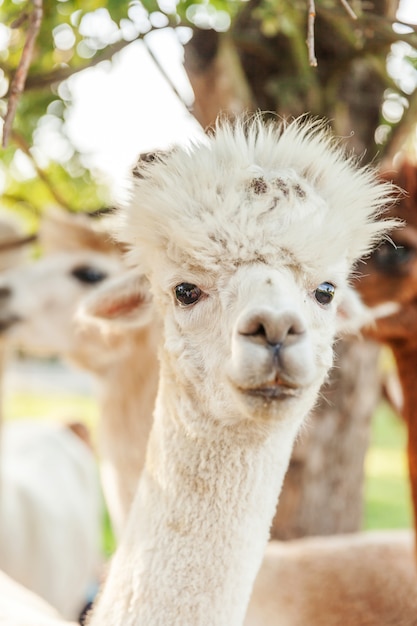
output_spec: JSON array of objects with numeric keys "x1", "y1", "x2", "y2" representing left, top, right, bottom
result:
[
  {"x1": 143, "y1": 36, "x2": 193, "y2": 112},
  {"x1": 11, "y1": 130, "x2": 73, "y2": 210},
  {"x1": 339, "y1": 0, "x2": 358, "y2": 20},
  {"x1": 2, "y1": 0, "x2": 43, "y2": 148},
  {"x1": 10, "y1": 12, "x2": 29, "y2": 29},
  {"x1": 25, "y1": 38, "x2": 134, "y2": 91},
  {"x1": 307, "y1": 0, "x2": 318, "y2": 67}
]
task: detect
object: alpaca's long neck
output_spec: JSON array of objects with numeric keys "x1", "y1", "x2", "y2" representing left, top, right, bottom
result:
[
  {"x1": 89, "y1": 372, "x2": 301, "y2": 626},
  {"x1": 96, "y1": 330, "x2": 159, "y2": 537},
  {"x1": 391, "y1": 344, "x2": 417, "y2": 536}
]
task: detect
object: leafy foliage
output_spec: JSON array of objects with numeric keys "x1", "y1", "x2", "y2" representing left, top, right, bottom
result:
[{"x1": 0, "y1": 0, "x2": 417, "y2": 227}]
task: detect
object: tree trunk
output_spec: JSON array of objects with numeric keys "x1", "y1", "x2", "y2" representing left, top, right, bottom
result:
[{"x1": 185, "y1": 30, "x2": 254, "y2": 129}]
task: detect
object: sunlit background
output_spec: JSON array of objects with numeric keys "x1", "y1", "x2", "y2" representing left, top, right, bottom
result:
[{"x1": 1, "y1": 0, "x2": 417, "y2": 202}]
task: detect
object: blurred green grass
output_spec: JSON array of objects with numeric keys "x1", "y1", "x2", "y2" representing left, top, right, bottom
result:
[
  {"x1": 4, "y1": 391, "x2": 100, "y2": 433},
  {"x1": 363, "y1": 400, "x2": 412, "y2": 529},
  {"x1": 4, "y1": 387, "x2": 413, "y2": 554}
]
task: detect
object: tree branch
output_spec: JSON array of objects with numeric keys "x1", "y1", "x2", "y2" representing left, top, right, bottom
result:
[
  {"x1": 307, "y1": 0, "x2": 318, "y2": 67},
  {"x1": 144, "y1": 37, "x2": 193, "y2": 112},
  {"x1": 24, "y1": 38, "x2": 135, "y2": 91},
  {"x1": 318, "y1": 6, "x2": 417, "y2": 49},
  {"x1": 2, "y1": 0, "x2": 43, "y2": 147},
  {"x1": 339, "y1": 0, "x2": 358, "y2": 20},
  {"x1": 23, "y1": 18, "x2": 182, "y2": 94}
]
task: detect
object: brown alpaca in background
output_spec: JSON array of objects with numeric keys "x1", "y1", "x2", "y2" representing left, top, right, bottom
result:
[{"x1": 357, "y1": 160, "x2": 417, "y2": 545}]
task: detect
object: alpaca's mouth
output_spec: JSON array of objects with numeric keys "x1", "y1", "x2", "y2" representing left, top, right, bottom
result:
[
  {"x1": 240, "y1": 374, "x2": 301, "y2": 399},
  {"x1": 244, "y1": 385, "x2": 300, "y2": 399}
]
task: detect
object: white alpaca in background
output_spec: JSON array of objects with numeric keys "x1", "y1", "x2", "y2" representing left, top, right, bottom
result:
[
  {"x1": 87, "y1": 116, "x2": 398, "y2": 626},
  {"x1": 0, "y1": 569, "x2": 77, "y2": 626},
  {"x1": 0, "y1": 212, "x2": 30, "y2": 423},
  {"x1": 1, "y1": 210, "x2": 125, "y2": 358},
  {"x1": 0, "y1": 419, "x2": 102, "y2": 620},
  {"x1": 0, "y1": 211, "x2": 159, "y2": 537},
  {"x1": 0, "y1": 213, "x2": 103, "y2": 619}
]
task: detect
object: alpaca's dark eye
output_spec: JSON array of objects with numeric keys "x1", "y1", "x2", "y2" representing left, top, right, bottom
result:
[
  {"x1": 174, "y1": 283, "x2": 202, "y2": 306},
  {"x1": 314, "y1": 282, "x2": 335, "y2": 305},
  {"x1": 71, "y1": 266, "x2": 108, "y2": 284},
  {"x1": 372, "y1": 242, "x2": 414, "y2": 274}
]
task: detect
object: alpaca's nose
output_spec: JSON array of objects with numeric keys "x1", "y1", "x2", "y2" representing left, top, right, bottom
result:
[{"x1": 238, "y1": 307, "x2": 306, "y2": 350}]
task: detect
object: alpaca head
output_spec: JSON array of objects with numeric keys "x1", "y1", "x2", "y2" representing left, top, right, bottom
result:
[
  {"x1": 356, "y1": 160, "x2": 417, "y2": 348},
  {"x1": 0, "y1": 210, "x2": 127, "y2": 365},
  {"x1": 114, "y1": 117, "x2": 396, "y2": 427}
]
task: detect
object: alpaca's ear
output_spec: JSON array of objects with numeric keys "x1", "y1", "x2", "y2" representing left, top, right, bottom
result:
[
  {"x1": 335, "y1": 286, "x2": 374, "y2": 336},
  {"x1": 39, "y1": 208, "x2": 118, "y2": 255},
  {"x1": 132, "y1": 149, "x2": 172, "y2": 179},
  {"x1": 77, "y1": 270, "x2": 153, "y2": 328}
]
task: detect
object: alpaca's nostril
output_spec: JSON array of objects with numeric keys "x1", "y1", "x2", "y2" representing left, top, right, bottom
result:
[
  {"x1": 251, "y1": 321, "x2": 293, "y2": 348},
  {"x1": 251, "y1": 322, "x2": 267, "y2": 339},
  {"x1": 288, "y1": 324, "x2": 300, "y2": 335}
]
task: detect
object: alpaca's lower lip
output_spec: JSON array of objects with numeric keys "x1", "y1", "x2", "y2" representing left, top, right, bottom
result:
[{"x1": 244, "y1": 385, "x2": 299, "y2": 399}]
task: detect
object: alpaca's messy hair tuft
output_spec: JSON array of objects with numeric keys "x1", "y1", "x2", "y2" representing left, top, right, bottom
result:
[{"x1": 117, "y1": 114, "x2": 401, "y2": 276}]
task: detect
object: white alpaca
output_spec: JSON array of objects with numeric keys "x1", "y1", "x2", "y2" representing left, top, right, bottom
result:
[
  {"x1": 0, "y1": 213, "x2": 31, "y2": 425},
  {"x1": 0, "y1": 214, "x2": 157, "y2": 620},
  {"x1": 0, "y1": 419, "x2": 102, "y2": 620},
  {"x1": 87, "y1": 116, "x2": 397, "y2": 626},
  {"x1": 0, "y1": 210, "x2": 125, "y2": 357},
  {"x1": 0, "y1": 211, "x2": 159, "y2": 536},
  {"x1": 0, "y1": 213, "x2": 104, "y2": 618},
  {"x1": 78, "y1": 270, "x2": 417, "y2": 626}
]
